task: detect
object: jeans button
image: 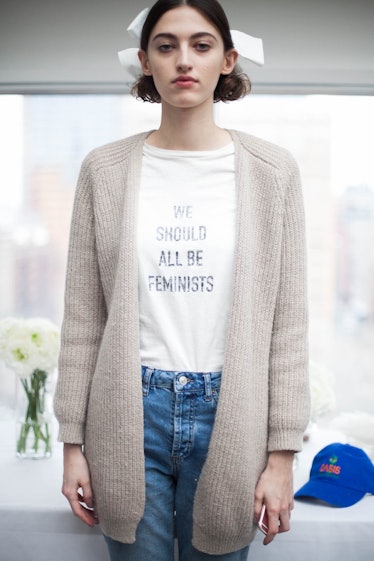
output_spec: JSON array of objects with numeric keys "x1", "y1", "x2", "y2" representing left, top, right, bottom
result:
[{"x1": 179, "y1": 375, "x2": 188, "y2": 386}]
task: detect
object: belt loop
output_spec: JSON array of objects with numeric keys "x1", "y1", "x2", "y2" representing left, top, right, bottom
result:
[
  {"x1": 203, "y1": 373, "x2": 212, "y2": 402},
  {"x1": 142, "y1": 367, "x2": 153, "y2": 397}
]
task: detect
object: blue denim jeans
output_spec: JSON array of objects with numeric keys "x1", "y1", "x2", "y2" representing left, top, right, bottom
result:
[{"x1": 104, "y1": 366, "x2": 250, "y2": 561}]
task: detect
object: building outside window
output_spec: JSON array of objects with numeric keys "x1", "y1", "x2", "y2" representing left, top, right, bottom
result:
[{"x1": 0, "y1": 93, "x2": 373, "y2": 416}]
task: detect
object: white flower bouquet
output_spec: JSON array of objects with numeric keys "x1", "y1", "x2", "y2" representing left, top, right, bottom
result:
[{"x1": 0, "y1": 317, "x2": 60, "y2": 458}]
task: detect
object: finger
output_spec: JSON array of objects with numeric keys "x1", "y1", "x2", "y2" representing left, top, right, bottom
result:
[
  {"x1": 262, "y1": 532, "x2": 273, "y2": 545},
  {"x1": 77, "y1": 491, "x2": 94, "y2": 510},
  {"x1": 278, "y1": 508, "x2": 291, "y2": 534},
  {"x1": 253, "y1": 497, "x2": 264, "y2": 521},
  {"x1": 263, "y1": 527, "x2": 278, "y2": 545},
  {"x1": 263, "y1": 529, "x2": 276, "y2": 546},
  {"x1": 262, "y1": 508, "x2": 280, "y2": 545},
  {"x1": 77, "y1": 491, "x2": 99, "y2": 522},
  {"x1": 62, "y1": 486, "x2": 98, "y2": 527},
  {"x1": 72, "y1": 495, "x2": 99, "y2": 526}
]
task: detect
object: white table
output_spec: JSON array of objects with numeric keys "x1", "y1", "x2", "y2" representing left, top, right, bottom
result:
[{"x1": 1, "y1": 420, "x2": 373, "y2": 561}]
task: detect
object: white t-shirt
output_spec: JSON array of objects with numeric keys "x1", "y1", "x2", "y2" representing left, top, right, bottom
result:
[{"x1": 138, "y1": 141, "x2": 236, "y2": 372}]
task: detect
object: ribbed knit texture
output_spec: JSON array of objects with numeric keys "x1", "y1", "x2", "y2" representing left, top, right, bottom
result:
[{"x1": 54, "y1": 129, "x2": 310, "y2": 555}]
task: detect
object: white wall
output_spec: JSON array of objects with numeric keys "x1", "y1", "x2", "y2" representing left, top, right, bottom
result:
[{"x1": 0, "y1": 0, "x2": 373, "y2": 93}]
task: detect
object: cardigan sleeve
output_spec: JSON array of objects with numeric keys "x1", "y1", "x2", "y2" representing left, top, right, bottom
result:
[
  {"x1": 54, "y1": 154, "x2": 107, "y2": 444},
  {"x1": 267, "y1": 156, "x2": 310, "y2": 452}
]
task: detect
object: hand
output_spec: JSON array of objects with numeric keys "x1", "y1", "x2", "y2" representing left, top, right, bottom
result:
[
  {"x1": 254, "y1": 450, "x2": 294, "y2": 545},
  {"x1": 62, "y1": 443, "x2": 99, "y2": 527}
]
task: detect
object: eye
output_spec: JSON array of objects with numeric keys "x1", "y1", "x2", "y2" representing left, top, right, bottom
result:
[
  {"x1": 195, "y1": 42, "x2": 211, "y2": 52},
  {"x1": 158, "y1": 43, "x2": 174, "y2": 53}
]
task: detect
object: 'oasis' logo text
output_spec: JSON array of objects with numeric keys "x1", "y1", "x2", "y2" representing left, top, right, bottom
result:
[{"x1": 319, "y1": 463, "x2": 341, "y2": 475}]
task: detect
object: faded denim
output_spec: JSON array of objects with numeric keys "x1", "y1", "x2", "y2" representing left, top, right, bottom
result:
[{"x1": 104, "y1": 366, "x2": 250, "y2": 561}]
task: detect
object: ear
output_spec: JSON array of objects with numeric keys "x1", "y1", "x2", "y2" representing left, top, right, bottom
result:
[
  {"x1": 138, "y1": 49, "x2": 152, "y2": 76},
  {"x1": 221, "y1": 48, "x2": 238, "y2": 75}
]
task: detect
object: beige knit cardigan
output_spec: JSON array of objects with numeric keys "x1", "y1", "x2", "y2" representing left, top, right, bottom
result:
[{"x1": 54, "y1": 129, "x2": 310, "y2": 555}]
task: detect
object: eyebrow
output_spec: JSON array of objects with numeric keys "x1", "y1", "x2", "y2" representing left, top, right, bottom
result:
[{"x1": 151, "y1": 32, "x2": 218, "y2": 43}]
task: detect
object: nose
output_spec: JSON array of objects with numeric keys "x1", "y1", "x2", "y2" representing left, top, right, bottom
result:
[{"x1": 176, "y1": 45, "x2": 193, "y2": 73}]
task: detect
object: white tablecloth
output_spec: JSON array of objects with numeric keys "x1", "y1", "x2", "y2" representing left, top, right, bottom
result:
[{"x1": 1, "y1": 420, "x2": 373, "y2": 561}]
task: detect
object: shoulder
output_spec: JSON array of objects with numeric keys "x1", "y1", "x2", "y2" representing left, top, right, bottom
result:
[
  {"x1": 81, "y1": 131, "x2": 150, "y2": 175},
  {"x1": 229, "y1": 129, "x2": 299, "y2": 176}
]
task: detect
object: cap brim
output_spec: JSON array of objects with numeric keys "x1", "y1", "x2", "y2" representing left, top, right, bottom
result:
[{"x1": 295, "y1": 478, "x2": 366, "y2": 507}]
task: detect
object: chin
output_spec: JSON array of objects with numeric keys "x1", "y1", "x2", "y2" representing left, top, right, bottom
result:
[{"x1": 163, "y1": 93, "x2": 213, "y2": 110}]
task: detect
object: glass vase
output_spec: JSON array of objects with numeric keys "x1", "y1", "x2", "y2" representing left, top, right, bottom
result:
[{"x1": 15, "y1": 369, "x2": 53, "y2": 459}]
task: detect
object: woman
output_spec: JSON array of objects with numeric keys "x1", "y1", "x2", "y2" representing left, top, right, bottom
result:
[{"x1": 54, "y1": 1, "x2": 310, "y2": 560}]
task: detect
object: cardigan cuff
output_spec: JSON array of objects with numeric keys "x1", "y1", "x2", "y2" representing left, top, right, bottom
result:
[
  {"x1": 57, "y1": 421, "x2": 85, "y2": 445},
  {"x1": 267, "y1": 428, "x2": 305, "y2": 453}
]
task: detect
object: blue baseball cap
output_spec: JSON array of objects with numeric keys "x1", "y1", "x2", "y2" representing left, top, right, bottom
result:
[{"x1": 295, "y1": 442, "x2": 374, "y2": 507}]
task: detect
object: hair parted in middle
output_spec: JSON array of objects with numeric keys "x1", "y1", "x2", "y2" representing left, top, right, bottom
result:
[{"x1": 132, "y1": 0, "x2": 251, "y2": 103}]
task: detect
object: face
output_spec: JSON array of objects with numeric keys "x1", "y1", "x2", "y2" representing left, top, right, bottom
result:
[{"x1": 138, "y1": 6, "x2": 237, "y2": 110}]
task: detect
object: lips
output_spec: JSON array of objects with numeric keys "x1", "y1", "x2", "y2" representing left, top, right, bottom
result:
[{"x1": 172, "y1": 75, "x2": 197, "y2": 87}]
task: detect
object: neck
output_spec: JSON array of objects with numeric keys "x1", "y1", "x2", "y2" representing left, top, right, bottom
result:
[{"x1": 147, "y1": 102, "x2": 231, "y2": 151}]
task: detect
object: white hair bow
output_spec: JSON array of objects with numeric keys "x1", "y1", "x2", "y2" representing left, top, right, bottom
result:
[{"x1": 118, "y1": 7, "x2": 264, "y2": 84}]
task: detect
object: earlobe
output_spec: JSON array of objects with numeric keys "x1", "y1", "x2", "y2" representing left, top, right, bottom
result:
[
  {"x1": 138, "y1": 49, "x2": 152, "y2": 76},
  {"x1": 221, "y1": 49, "x2": 239, "y2": 75}
]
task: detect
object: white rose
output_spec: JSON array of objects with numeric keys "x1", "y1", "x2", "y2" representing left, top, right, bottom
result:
[{"x1": 0, "y1": 317, "x2": 60, "y2": 380}]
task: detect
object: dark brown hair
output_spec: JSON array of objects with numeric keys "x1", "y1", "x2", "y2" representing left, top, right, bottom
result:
[{"x1": 131, "y1": 0, "x2": 251, "y2": 103}]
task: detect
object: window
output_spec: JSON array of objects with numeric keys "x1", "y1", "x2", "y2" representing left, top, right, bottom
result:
[{"x1": 1, "y1": 94, "x2": 373, "y2": 415}]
